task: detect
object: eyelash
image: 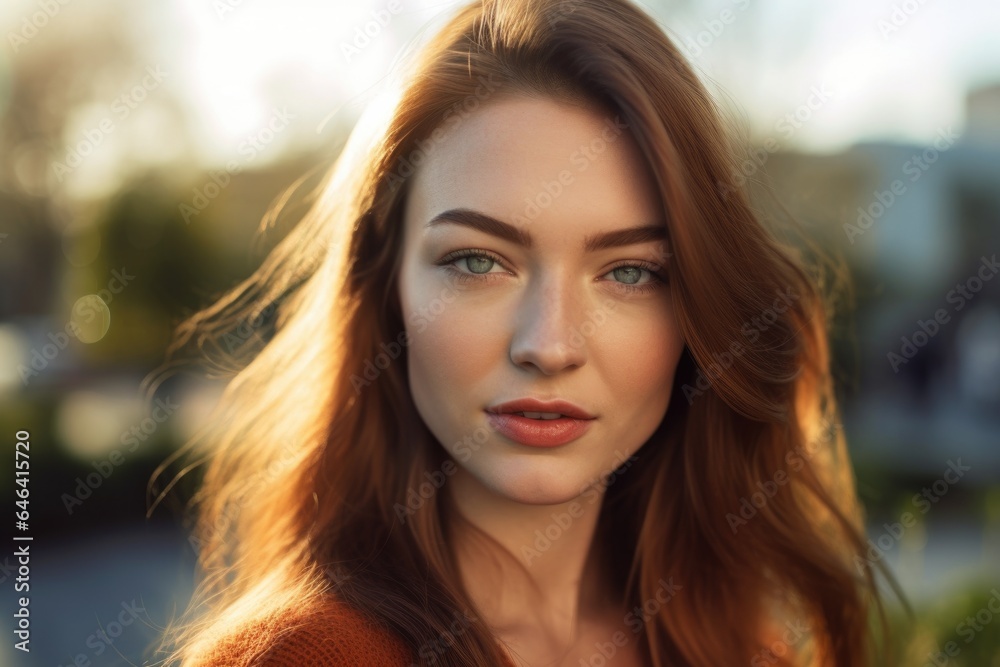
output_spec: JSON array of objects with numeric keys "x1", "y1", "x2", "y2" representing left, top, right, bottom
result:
[{"x1": 436, "y1": 248, "x2": 668, "y2": 295}]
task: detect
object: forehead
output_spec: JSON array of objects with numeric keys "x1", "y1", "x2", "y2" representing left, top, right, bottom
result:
[{"x1": 403, "y1": 95, "x2": 663, "y2": 236}]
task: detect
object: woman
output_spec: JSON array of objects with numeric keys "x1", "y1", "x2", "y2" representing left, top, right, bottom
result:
[{"x1": 151, "y1": 0, "x2": 896, "y2": 664}]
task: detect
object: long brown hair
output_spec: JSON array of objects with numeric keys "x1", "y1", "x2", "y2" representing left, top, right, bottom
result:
[{"x1": 151, "y1": 0, "x2": 896, "y2": 664}]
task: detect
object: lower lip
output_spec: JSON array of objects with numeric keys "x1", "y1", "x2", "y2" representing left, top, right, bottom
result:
[{"x1": 484, "y1": 411, "x2": 594, "y2": 447}]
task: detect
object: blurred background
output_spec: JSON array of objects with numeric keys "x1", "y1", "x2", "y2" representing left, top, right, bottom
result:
[{"x1": 0, "y1": 0, "x2": 998, "y2": 665}]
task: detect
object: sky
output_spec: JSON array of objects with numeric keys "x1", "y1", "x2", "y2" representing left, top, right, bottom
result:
[{"x1": 2, "y1": 0, "x2": 999, "y2": 176}]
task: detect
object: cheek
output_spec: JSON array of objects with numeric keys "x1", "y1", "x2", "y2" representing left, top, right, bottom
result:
[
  {"x1": 593, "y1": 314, "x2": 682, "y2": 460},
  {"x1": 599, "y1": 309, "x2": 683, "y2": 397},
  {"x1": 400, "y1": 274, "x2": 504, "y2": 405}
]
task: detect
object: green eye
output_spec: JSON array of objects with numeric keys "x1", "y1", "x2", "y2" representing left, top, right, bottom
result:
[
  {"x1": 612, "y1": 266, "x2": 643, "y2": 285},
  {"x1": 601, "y1": 261, "x2": 669, "y2": 295},
  {"x1": 436, "y1": 250, "x2": 668, "y2": 296},
  {"x1": 465, "y1": 255, "x2": 495, "y2": 274}
]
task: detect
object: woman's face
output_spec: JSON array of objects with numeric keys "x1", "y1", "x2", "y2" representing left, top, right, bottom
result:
[{"x1": 396, "y1": 94, "x2": 685, "y2": 505}]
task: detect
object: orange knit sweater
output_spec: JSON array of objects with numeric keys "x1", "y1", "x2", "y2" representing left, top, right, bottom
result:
[
  {"x1": 187, "y1": 595, "x2": 798, "y2": 665},
  {"x1": 190, "y1": 595, "x2": 519, "y2": 666}
]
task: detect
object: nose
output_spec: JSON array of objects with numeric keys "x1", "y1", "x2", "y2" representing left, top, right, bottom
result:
[{"x1": 509, "y1": 274, "x2": 588, "y2": 374}]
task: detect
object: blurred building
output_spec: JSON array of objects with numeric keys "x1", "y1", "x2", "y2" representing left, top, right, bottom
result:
[{"x1": 764, "y1": 83, "x2": 1000, "y2": 482}]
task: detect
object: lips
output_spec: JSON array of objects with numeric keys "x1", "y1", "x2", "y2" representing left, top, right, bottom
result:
[
  {"x1": 484, "y1": 398, "x2": 596, "y2": 447},
  {"x1": 486, "y1": 398, "x2": 596, "y2": 420}
]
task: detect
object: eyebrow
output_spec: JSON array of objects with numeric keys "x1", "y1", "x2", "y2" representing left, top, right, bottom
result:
[{"x1": 425, "y1": 208, "x2": 667, "y2": 253}]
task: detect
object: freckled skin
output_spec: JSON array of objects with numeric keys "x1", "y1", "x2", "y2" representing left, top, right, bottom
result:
[{"x1": 396, "y1": 95, "x2": 685, "y2": 505}]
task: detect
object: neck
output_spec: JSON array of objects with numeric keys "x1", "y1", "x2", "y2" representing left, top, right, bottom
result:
[{"x1": 444, "y1": 464, "x2": 614, "y2": 647}]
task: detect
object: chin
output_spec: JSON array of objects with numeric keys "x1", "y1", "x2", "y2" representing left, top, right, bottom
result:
[{"x1": 484, "y1": 465, "x2": 591, "y2": 506}]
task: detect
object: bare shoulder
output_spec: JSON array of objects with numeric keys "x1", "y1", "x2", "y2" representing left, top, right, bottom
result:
[{"x1": 188, "y1": 595, "x2": 413, "y2": 667}]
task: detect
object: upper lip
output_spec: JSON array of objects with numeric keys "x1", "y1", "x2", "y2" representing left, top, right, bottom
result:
[{"x1": 486, "y1": 398, "x2": 596, "y2": 420}]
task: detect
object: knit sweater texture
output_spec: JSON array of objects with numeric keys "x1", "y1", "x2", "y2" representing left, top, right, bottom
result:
[
  {"x1": 190, "y1": 595, "x2": 519, "y2": 666},
  {"x1": 188, "y1": 591, "x2": 808, "y2": 666}
]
